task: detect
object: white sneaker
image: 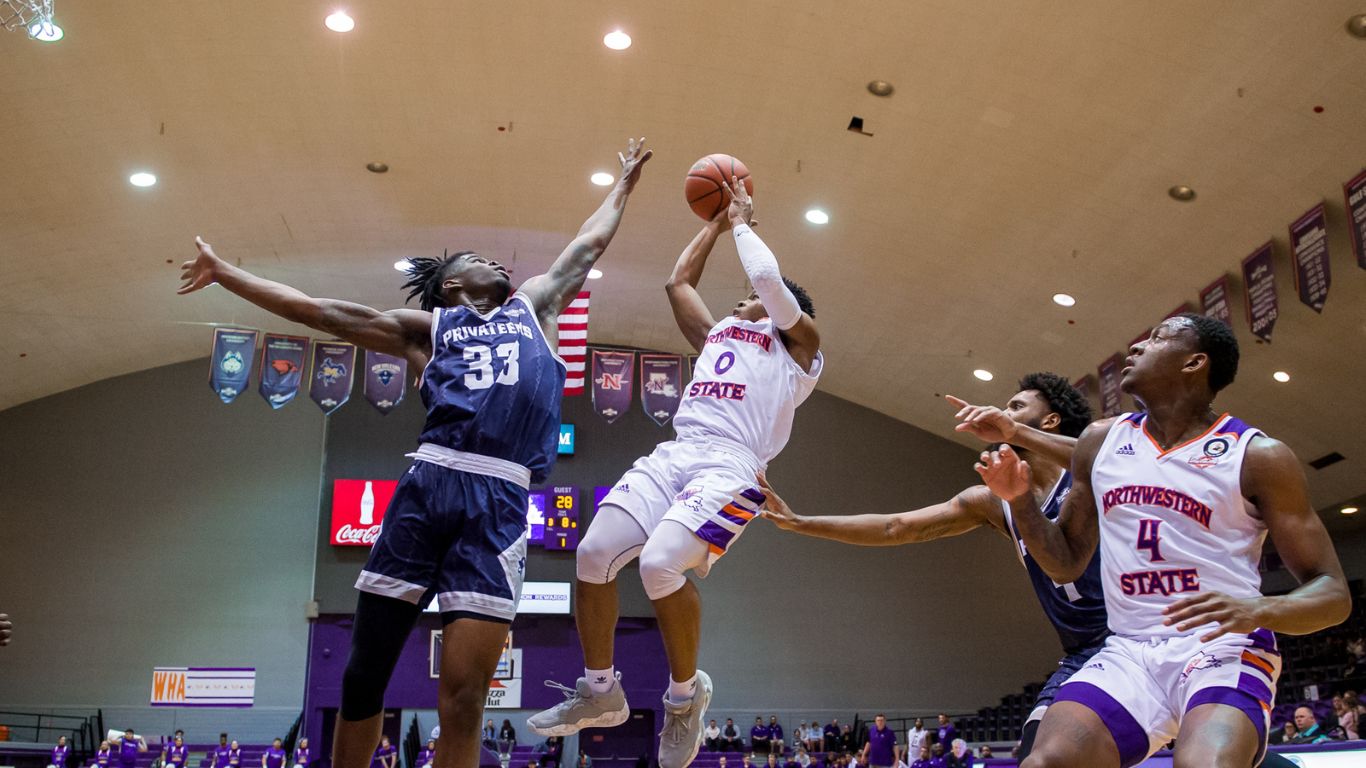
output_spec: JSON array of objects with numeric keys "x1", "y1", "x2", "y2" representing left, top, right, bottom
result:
[
  {"x1": 527, "y1": 673, "x2": 630, "y2": 737},
  {"x1": 657, "y1": 670, "x2": 713, "y2": 768}
]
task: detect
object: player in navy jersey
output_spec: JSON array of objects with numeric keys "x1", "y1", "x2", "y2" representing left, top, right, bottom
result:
[
  {"x1": 977, "y1": 315, "x2": 1349, "y2": 768},
  {"x1": 760, "y1": 373, "x2": 1099, "y2": 758},
  {"x1": 178, "y1": 138, "x2": 651, "y2": 768}
]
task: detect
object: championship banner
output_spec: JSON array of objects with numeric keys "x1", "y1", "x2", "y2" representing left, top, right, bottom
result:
[
  {"x1": 640, "y1": 354, "x2": 683, "y2": 426},
  {"x1": 1288, "y1": 203, "x2": 1331, "y2": 313},
  {"x1": 151, "y1": 667, "x2": 255, "y2": 708},
  {"x1": 1200, "y1": 276, "x2": 1233, "y2": 327},
  {"x1": 257, "y1": 334, "x2": 308, "y2": 409},
  {"x1": 363, "y1": 351, "x2": 407, "y2": 415},
  {"x1": 1345, "y1": 169, "x2": 1366, "y2": 270},
  {"x1": 559, "y1": 292, "x2": 590, "y2": 395},
  {"x1": 1240, "y1": 241, "x2": 1278, "y2": 342},
  {"x1": 309, "y1": 340, "x2": 357, "y2": 414},
  {"x1": 1097, "y1": 354, "x2": 1123, "y2": 418},
  {"x1": 209, "y1": 328, "x2": 259, "y2": 404},
  {"x1": 591, "y1": 349, "x2": 634, "y2": 423}
]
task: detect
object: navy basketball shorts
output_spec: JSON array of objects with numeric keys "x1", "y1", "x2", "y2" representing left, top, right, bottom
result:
[
  {"x1": 1029, "y1": 640, "x2": 1109, "y2": 724},
  {"x1": 355, "y1": 460, "x2": 528, "y2": 622}
]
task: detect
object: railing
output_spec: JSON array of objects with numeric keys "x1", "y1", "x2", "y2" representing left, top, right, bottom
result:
[{"x1": 0, "y1": 709, "x2": 102, "y2": 764}]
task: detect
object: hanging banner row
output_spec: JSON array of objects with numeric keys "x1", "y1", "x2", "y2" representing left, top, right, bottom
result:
[
  {"x1": 208, "y1": 330, "x2": 406, "y2": 415},
  {"x1": 591, "y1": 349, "x2": 690, "y2": 426}
]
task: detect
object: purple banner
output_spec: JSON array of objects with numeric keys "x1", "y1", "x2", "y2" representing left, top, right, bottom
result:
[
  {"x1": 1241, "y1": 241, "x2": 1278, "y2": 342},
  {"x1": 1200, "y1": 276, "x2": 1233, "y2": 328},
  {"x1": 1289, "y1": 203, "x2": 1331, "y2": 313},
  {"x1": 1098, "y1": 354, "x2": 1123, "y2": 418},
  {"x1": 309, "y1": 340, "x2": 357, "y2": 414},
  {"x1": 591, "y1": 350, "x2": 634, "y2": 424},
  {"x1": 363, "y1": 350, "x2": 407, "y2": 415},
  {"x1": 258, "y1": 334, "x2": 308, "y2": 410},
  {"x1": 1346, "y1": 169, "x2": 1366, "y2": 271},
  {"x1": 209, "y1": 328, "x2": 259, "y2": 404},
  {"x1": 639, "y1": 354, "x2": 683, "y2": 426}
]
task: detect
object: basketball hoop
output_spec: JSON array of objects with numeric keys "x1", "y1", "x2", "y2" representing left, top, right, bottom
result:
[{"x1": 0, "y1": 0, "x2": 60, "y2": 40}]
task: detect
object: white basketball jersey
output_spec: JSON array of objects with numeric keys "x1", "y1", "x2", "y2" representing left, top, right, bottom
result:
[
  {"x1": 672, "y1": 316, "x2": 823, "y2": 464},
  {"x1": 1091, "y1": 412, "x2": 1267, "y2": 639}
]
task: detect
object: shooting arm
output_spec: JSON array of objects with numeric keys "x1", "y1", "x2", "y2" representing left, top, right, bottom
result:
[{"x1": 665, "y1": 221, "x2": 724, "y2": 352}]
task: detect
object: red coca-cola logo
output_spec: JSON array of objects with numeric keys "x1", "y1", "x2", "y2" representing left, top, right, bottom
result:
[{"x1": 330, "y1": 479, "x2": 398, "y2": 547}]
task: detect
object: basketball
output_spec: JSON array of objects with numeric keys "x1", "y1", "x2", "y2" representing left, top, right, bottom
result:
[{"x1": 684, "y1": 154, "x2": 753, "y2": 221}]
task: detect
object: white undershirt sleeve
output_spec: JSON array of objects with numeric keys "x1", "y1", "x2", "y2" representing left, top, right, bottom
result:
[{"x1": 731, "y1": 223, "x2": 803, "y2": 330}]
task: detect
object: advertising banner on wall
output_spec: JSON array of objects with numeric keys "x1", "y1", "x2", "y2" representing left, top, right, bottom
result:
[
  {"x1": 331, "y1": 479, "x2": 398, "y2": 546},
  {"x1": 151, "y1": 667, "x2": 255, "y2": 707}
]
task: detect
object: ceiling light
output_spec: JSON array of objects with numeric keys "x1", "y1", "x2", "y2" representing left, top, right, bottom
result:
[
  {"x1": 866, "y1": 80, "x2": 895, "y2": 97},
  {"x1": 587, "y1": 269, "x2": 603, "y2": 280},
  {"x1": 973, "y1": 369, "x2": 994, "y2": 382},
  {"x1": 366, "y1": 162, "x2": 389, "y2": 174},
  {"x1": 1342, "y1": 506, "x2": 1359, "y2": 515},
  {"x1": 1168, "y1": 185, "x2": 1196, "y2": 202},
  {"x1": 590, "y1": 172, "x2": 614, "y2": 186},
  {"x1": 804, "y1": 209, "x2": 830, "y2": 225},
  {"x1": 129, "y1": 172, "x2": 157, "y2": 188},
  {"x1": 1347, "y1": 14, "x2": 1366, "y2": 39},
  {"x1": 28, "y1": 21, "x2": 63, "y2": 42},
  {"x1": 1272, "y1": 371, "x2": 1290, "y2": 383},
  {"x1": 325, "y1": 11, "x2": 355, "y2": 32},
  {"x1": 393, "y1": 260, "x2": 412, "y2": 272},
  {"x1": 1052, "y1": 293, "x2": 1076, "y2": 307},
  {"x1": 603, "y1": 30, "x2": 631, "y2": 50}
]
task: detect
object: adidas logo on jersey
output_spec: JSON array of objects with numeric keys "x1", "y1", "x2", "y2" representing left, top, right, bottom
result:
[{"x1": 1116, "y1": 443, "x2": 1136, "y2": 456}]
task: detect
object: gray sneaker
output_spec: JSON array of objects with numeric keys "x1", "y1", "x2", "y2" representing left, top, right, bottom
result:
[
  {"x1": 657, "y1": 670, "x2": 713, "y2": 768},
  {"x1": 527, "y1": 673, "x2": 629, "y2": 737}
]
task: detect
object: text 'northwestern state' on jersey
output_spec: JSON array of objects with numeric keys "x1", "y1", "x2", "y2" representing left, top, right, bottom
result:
[
  {"x1": 1092, "y1": 412, "x2": 1268, "y2": 639},
  {"x1": 1002, "y1": 472, "x2": 1110, "y2": 654},
  {"x1": 672, "y1": 316, "x2": 822, "y2": 464},
  {"x1": 418, "y1": 293, "x2": 567, "y2": 483}
]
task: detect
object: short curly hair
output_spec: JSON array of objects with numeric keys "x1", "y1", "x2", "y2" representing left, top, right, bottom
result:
[
  {"x1": 1017, "y1": 372, "x2": 1093, "y2": 438},
  {"x1": 1174, "y1": 313, "x2": 1239, "y2": 393},
  {"x1": 782, "y1": 277, "x2": 815, "y2": 319}
]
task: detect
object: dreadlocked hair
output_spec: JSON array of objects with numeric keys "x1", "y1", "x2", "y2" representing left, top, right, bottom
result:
[
  {"x1": 402, "y1": 250, "x2": 476, "y2": 312},
  {"x1": 1017, "y1": 371, "x2": 1093, "y2": 438}
]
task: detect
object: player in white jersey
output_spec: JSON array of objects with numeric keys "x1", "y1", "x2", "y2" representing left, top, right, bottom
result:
[
  {"x1": 529, "y1": 179, "x2": 822, "y2": 768},
  {"x1": 976, "y1": 314, "x2": 1349, "y2": 768}
]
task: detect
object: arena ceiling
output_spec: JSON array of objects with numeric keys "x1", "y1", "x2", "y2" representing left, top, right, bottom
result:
[{"x1": 3, "y1": 1, "x2": 1364, "y2": 526}]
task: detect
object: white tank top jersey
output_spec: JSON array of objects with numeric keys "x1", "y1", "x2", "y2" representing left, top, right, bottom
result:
[
  {"x1": 1091, "y1": 412, "x2": 1268, "y2": 639},
  {"x1": 672, "y1": 316, "x2": 823, "y2": 465}
]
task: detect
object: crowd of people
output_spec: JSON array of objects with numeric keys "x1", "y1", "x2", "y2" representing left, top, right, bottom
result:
[
  {"x1": 46, "y1": 732, "x2": 313, "y2": 768},
  {"x1": 1268, "y1": 691, "x2": 1365, "y2": 744},
  {"x1": 695, "y1": 715, "x2": 988, "y2": 768}
]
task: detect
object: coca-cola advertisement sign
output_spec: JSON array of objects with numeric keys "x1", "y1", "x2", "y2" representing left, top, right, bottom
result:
[{"x1": 331, "y1": 479, "x2": 399, "y2": 547}]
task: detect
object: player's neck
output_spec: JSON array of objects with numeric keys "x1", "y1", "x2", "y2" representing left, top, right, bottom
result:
[
  {"x1": 1138, "y1": 392, "x2": 1219, "y2": 450},
  {"x1": 1025, "y1": 452, "x2": 1064, "y2": 495}
]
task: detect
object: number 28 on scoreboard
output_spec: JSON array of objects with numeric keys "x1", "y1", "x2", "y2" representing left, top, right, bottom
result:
[{"x1": 545, "y1": 486, "x2": 580, "y2": 550}]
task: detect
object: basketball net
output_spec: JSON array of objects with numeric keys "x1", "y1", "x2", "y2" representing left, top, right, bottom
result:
[{"x1": 0, "y1": 0, "x2": 54, "y2": 36}]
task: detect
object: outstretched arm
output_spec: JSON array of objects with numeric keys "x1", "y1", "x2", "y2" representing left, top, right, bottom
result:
[
  {"x1": 1162, "y1": 436, "x2": 1350, "y2": 640},
  {"x1": 520, "y1": 138, "x2": 651, "y2": 323},
  {"x1": 977, "y1": 421, "x2": 1110, "y2": 583},
  {"x1": 946, "y1": 395, "x2": 1077, "y2": 470},
  {"x1": 759, "y1": 472, "x2": 1005, "y2": 545},
  {"x1": 665, "y1": 216, "x2": 726, "y2": 352},
  {"x1": 179, "y1": 238, "x2": 432, "y2": 367}
]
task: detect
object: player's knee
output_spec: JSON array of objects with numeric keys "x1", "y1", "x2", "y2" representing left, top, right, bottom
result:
[
  {"x1": 437, "y1": 673, "x2": 487, "y2": 722},
  {"x1": 1019, "y1": 746, "x2": 1082, "y2": 768},
  {"x1": 339, "y1": 654, "x2": 386, "y2": 721},
  {"x1": 637, "y1": 546, "x2": 687, "y2": 601},
  {"x1": 575, "y1": 532, "x2": 621, "y2": 584}
]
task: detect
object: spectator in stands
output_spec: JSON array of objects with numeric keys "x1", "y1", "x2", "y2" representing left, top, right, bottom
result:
[
  {"x1": 765, "y1": 753, "x2": 779, "y2": 768},
  {"x1": 227, "y1": 741, "x2": 242, "y2": 768},
  {"x1": 213, "y1": 735, "x2": 230, "y2": 768},
  {"x1": 944, "y1": 740, "x2": 972, "y2": 768},
  {"x1": 576, "y1": 752, "x2": 592, "y2": 768},
  {"x1": 541, "y1": 736, "x2": 563, "y2": 768},
  {"x1": 823, "y1": 722, "x2": 840, "y2": 754},
  {"x1": 839, "y1": 725, "x2": 856, "y2": 754},
  {"x1": 416, "y1": 740, "x2": 435, "y2": 768},
  {"x1": 904, "y1": 719, "x2": 928, "y2": 764},
  {"x1": 768, "y1": 717, "x2": 785, "y2": 755},
  {"x1": 48, "y1": 736, "x2": 69, "y2": 768},
  {"x1": 292, "y1": 738, "x2": 311, "y2": 768},
  {"x1": 751, "y1": 718, "x2": 770, "y2": 756},
  {"x1": 1345, "y1": 636, "x2": 1366, "y2": 676},
  {"x1": 1288, "y1": 706, "x2": 1334, "y2": 744},
  {"x1": 861, "y1": 715, "x2": 898, "y2": 768},
  {"x1": 928, "y1": 745, "x2": 946, "y2": 767},
  {"x1": 95, "y1": 742, "x2": 112, "y2": 768},
  {"x1": 1269, "y1": 720, "x2": 1298, "y2": 746},
  {"x1": 115, "y1": 729, "x2": 147, "y2": 768},
  {"x1": 482, "y1": 720, "x2": 496, "y2": 750},
  {"x1": 1331, "y1": 696, "x2": 1358, "y2": 740},
  {"x1": 262, "y1": 739, "x2": 285, "y2": 768},
  {"x1": 791, "y1": 744, "x2": 811, "y2": 768},
  {"x1": 723, "y1": 719, "x2": 743, "y2": 752},
  {"x1": 1347, "y1": 691, "x2": 1366, "y2": 732},
  {"x1": 741, "y1": 755, "x2": 754, "y2": 768},
  {"x1": 909, "y1": 746, "x2": 932, "y2": 768},
  {"x1": 0, "y1": 612, "x2": 10, "y2": 645},
  {"x1": 933, "y1": 716, "x2": 955, "y2": 749},
  {"x1": 705, "y1": 720, "x2": 722, "y2": 752},
  {"x1": 499, "y1": 720, "x2": 517, "y2": 747},
  {"x1": 976, "y1": 746, "x2": 991, "y2": 760},
  {"x1": 165, "y1": 735, "x2": 187, "y2": 768}
]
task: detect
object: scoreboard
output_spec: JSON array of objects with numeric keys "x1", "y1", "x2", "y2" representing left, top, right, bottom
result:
[{"x1": 543, "y1": 486, "x2": 580, "y2": 550}]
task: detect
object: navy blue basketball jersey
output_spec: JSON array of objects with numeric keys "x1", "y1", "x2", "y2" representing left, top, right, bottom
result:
[
  {"x1": 418, "y1": 293, "x2": 566, "y2": 483},
  {"x1": 1001, "y1": 471, "x2": 1110, "y2": 653}
]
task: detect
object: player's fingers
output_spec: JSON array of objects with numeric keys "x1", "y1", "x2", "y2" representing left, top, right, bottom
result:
[
  {"x1": 618, "y1": 152, "x2": 626, "y2": 166},
  {"x1": 1163, "y1": 593, "x2": 1212, "y2": 614},
  {"x1": 638, "y1": 148, "x2": 653, "y2": 165},
  {"x1": 974, "y1": 462, "x2": 988, "y2": 476},
  {"x1": 944, "y1": 395, "x2": 969, "y2": 409}
]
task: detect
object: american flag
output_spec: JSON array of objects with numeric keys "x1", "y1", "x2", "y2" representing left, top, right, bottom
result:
[{"x1": 558, "y1": 291, "x2": 590, "y2": 394}]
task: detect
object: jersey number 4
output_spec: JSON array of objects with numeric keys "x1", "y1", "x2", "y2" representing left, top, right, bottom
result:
[
  {"x1": 1136, "y1": 518, "x2": 1165, "y2": 562},
  {"x1": 464, "y1": 342, "x2": 520, "y2": 390}
]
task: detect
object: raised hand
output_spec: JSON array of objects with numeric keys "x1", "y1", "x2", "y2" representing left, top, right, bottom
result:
[
  {"x1": 178, "y1": 236, "x2": 223, "y2": 295},
  {"x1": 947, "y1": 395, "x2": 1017, "y2": 444},
  {"x1": 756, "y1": 471, "x2": 800, "y2": 530},
  {"x1": 721, "y1": 175, "x2": 754, "y2": 226},
  {"x1": 616, "y1": 137, "x2": 652, "y2": 193},
  {"x1": 974, "y1": 445, "x2": 1032, "y2": 502}
]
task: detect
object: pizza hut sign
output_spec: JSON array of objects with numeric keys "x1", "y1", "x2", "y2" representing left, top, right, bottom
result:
[{"x1": 331, "y1": 479, "x2": 398, "y2": 546}]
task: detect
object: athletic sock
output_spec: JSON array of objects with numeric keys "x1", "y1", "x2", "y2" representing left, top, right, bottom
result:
[
  {"x1": 667, "y1": 674, "x2": 697, "y2": 704},
  {"x1": 585, "y1": 667, "x2": 615, "y2": 694}
]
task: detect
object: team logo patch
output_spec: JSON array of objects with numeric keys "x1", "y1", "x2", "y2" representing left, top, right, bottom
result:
[
  {"x1": 316, "y1": 357, "x2": 348, "y2": 385},
  {"x1": 613, "y1": 483, "x2": 631, "y2": 495},
  {"x1": 1116, "y1": 443, "x2": 1136, "y2": 456},
  {"x1": 220, "y1": 350, "x2": 245, "y2": 374},
  {"x1": 674, "y1": 487, "x2": 707, "y2": 514},
  {"x1": 1189, "y1": 437, "x2": 1231, "y2": 469},
  {"x1": 1084, "y1": 661, "x2": 1105, "y2": 671},
  {"x1": 1180, "y1": 651, "x2": 1223, "y2": 681}
]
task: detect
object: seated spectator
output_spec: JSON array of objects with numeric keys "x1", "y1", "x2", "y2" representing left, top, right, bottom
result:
[
  {"x1": 769, "y1": 717, "x2": 785, "y2": 755},
  {"x1": 909, "y1": 746, "x2": 932, "y2": 768},
  {"x1": 1288, "y1": 706, "x2": 1335, "y2": 744},
  {"x1": 1333, "y1": 695, "x2": 1359, "y2": 740},
  {"x1": 292, "y1": 738, "x2": 311, "y2": 768},
  {"x1": 371, "y1": 737, "x2": 396, "y2": 768},
  {"x1": 805, "y1": 722, "x2": 823, "y2": 754},
  {"x1": 944, "y1": 740, "x2": 972, "y2": 768},
  {"x1": 840, "y1": 725, "x2": 856, "y2": 755},
  {"x1": 227, "y1": 741, "x2": 242, "y2": 768},
  {"x1": 976, "y1": 746, "x2": 991, "y2": 760},
  {"x1": 706, "y1": 720, "x2": 722, "y2": 752},
  {"x1": 541, "y1": 736, "x2": 563, "y2": 768},
  {"x1": 262, "y1": 739, "x2": 285, "y2": 768},
  {"x1": 751, "y1": 718, "x2": 770, "y2": 756},
  {"x1": 766, "y1": 754, "x2": 780, "y2": 768},
  {"x1": 934, "y1": 716, "x2": 955, "y2": 748},
  {"x1": 49, "y1": 736, "x2": 70, "y2": 768},
  {"x1": 500, "y1": 720, "x2": 517, "y2": 748},
  {"x1": 166, "y1": 735, "x2": 189, "y2": 768},
  {"x1": 742, "y1": 755, "x2": 755, "y2": 768},
  {"x1": 95, "y1": 742, "x2": 112, "y2": 768},
  {"x1": 791, "y1": 744, "x2": 811, "y2": 768},
  {"x1": 823, "y1": 722, "x2": 841, "y2": 753},
  {"x1": 1269, "y1": 720, "x2": 1298, "y2": 745},
  {"x1": 483, "y1": 721, "x2": 497, "y2": 750},
  {"x1": 723, "y1": 719, "x2": 743, "y2": 752},
  {"x1": 416, "y1": 740, "x2": 436, "y2": 768},
  {"x1": 576, "y1": 754, "x2": 592, "y2": 768},
  {"x1": 716, "y1": 758, "x2": 726, "y2": 768},
  {"x1": 928, "y1": 745, "x2": 946, "y2": 768},
  {"x1": 1345, "y1": 636, "x2": 1366, "y2": 676}
]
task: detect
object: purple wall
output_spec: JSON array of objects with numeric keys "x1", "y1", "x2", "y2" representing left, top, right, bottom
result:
[{"x1": 303, "y1": 614, "x2": 667, "y2": 762}]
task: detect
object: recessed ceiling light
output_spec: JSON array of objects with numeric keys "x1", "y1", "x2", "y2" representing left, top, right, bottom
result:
[
  {"x1": 973, "y1": 369, "x2": 994, "y2": 382},
  {"x1": 603, "y1": 30, "x2": 631, "y2": 50},
  {"x1": 129, "y1": 172, "x2": 157, "y2": 188},
  {"x1": 590, "y1": 172, "x2": 614, "y2": 186},
  {"x1": 804, "y1": 209, "x2": 830, "y2": 225},
  {"x1": 866, "y1": 80, "x2": 895, "y2": 97},
  {"x1": 1052, "y1": 293, "x2": 1076, "y2": 307},
  {"x1": 393, "y1": 260, "x2": 411, "y2": 272},
  {"x1": 1342, "y1": 506, "x2": 1359, "y2": 515},
  {"x1": 366, "y1": 162, "x2": 389, "y2": 174},
  {"x1": 587, "y1": 269, "x2": 603, "y2": 280},
  {"x1": 28, "y1": 21, "x2": 63, "y2": 42},
  {"x1": 325, "y1": 11, "x2": 355, "y2": 33},
  {"x1": 1168, "y1": 185, "x2": 1196, "y2": 202},
  {"x1": 1347, "y1": 14, "x2": 1366, "y2": 39},
  {"x1": 1272, "y1": 371, "x2": 1290, "y2": 383}
]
